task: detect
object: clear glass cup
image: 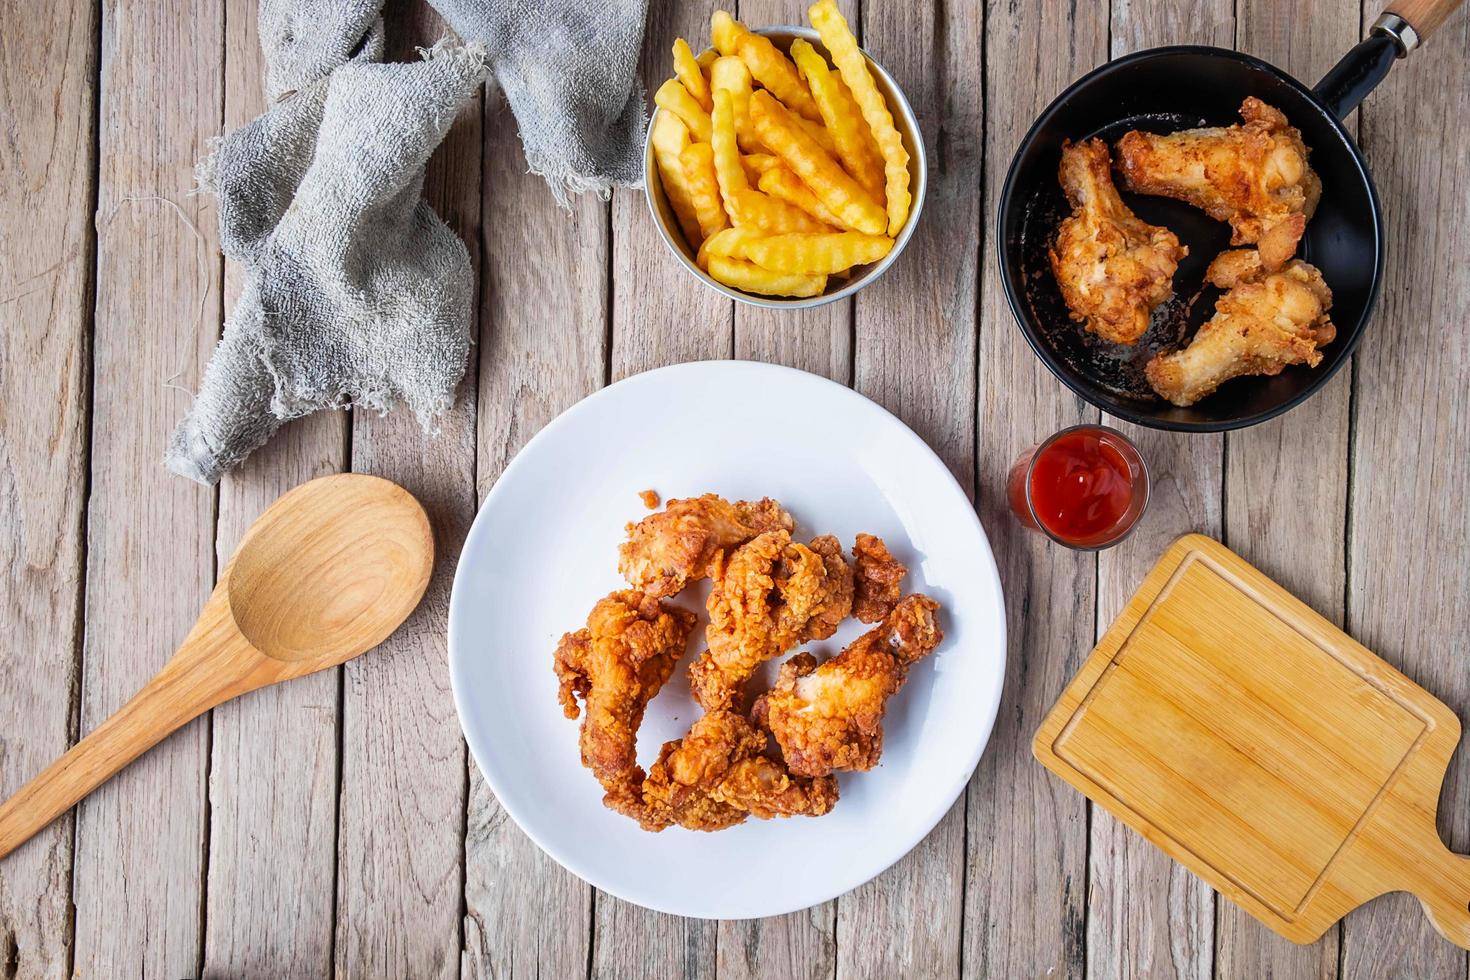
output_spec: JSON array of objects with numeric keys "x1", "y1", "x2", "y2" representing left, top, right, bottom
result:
[{"x1": 1006, "y1": 425, "x2": 1150, "y2": 550}]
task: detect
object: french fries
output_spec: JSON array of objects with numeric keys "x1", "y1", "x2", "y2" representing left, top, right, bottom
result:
[
  {"x1": 708, "y1": 255, "x2": 828, "y2": 298},
  {"x1": 681, "y1": 143, "x2": 728, "y2": 240},
  {"x1": 651, "y1": 6, "x2": 914, "y2": 297},
  {"x1": 742, "y1": 232, "x2": 893, "y2": 276},
  {"x1": 673, "y1": 38, "x2": 712, "y2": 111},
  {"x1": 651, "y1": 112, "x2": 702, "y2": 246},
  {"x1": 654, "y1": 78, "x2": 711, "y2": 142},
  {"x1": 789, "y1": 38, "x2": 885, "y2": 201},
  {"x1": 808, "y1": 0, "x2": 911, "y2": 235},
  {"x1": 750, "y1": 90, "x2": 885, "y2": 236}
]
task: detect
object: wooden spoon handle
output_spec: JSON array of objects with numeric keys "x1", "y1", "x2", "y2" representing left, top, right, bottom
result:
[
  {"x1": 1384, "y1": 0, "x2": 1464, "y2": 42},
  {"x1": 0, "y1": 593, "x2": 263, "y2": 860}
]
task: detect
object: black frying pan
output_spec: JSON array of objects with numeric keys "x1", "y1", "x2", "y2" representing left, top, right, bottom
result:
[{"x1": 998, "y1": 0, "x2": 1463, "y2": 431}]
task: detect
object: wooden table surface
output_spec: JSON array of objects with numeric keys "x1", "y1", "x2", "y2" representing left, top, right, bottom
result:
[{"x1": 3, "y1": 0, "x2": 1467, "y2": 976}]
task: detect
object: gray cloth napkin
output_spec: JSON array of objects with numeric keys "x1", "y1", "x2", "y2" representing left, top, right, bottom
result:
[{"x1": 166, "y1": 0, "x2": 647, "y2": 484}]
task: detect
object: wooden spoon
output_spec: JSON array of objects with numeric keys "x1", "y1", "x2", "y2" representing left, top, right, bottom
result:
[{"x1": 0, "y1": 473, "x2": 433, "y2": 860}]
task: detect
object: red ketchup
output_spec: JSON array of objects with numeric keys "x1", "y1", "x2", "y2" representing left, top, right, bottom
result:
[{"x1": 1006, "y1": 427, "x2": 1148, "y2": 549}]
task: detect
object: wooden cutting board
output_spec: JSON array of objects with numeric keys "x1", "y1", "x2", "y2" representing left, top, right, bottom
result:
[{"x1": 1034, "y1": 534, "x2": 1470, "y2": 949}]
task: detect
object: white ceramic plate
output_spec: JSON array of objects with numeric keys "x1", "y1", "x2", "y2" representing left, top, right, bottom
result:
[{"x1": 448, "y1": 361, "x2": 1006, "y2": 919}]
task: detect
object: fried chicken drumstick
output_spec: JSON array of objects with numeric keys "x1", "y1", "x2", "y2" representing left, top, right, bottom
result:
[
  {"x1": 1049, "y1": 137, "x2": 1188, "y2": 345},
  {"x1": 618, "y1": 493, "x2": 793, "y2": 599},
  {"x1": 553, "y1": 590, "x2": 697, "y2": 818},
  {"x1": 1116, "y1": 97, "x2": 1320, "y2": 272},
  {"x1": 1146, "y1": 248, "x2": 1335, "y2": 407},
  {"x1": 754, "y1": 594, "x2": 943, "y2": 778}
]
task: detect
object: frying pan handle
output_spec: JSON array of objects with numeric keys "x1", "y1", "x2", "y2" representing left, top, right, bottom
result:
[
  {"x1": 1383, "y1": 0, "x2": 1465, "y2": 46},
  {"x1": 1313, "y1": 0, "x2": 1464, "y2": 118}
]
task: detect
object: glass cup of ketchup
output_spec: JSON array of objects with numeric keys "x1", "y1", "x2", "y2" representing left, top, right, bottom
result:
[{"x1": 1006, "y1": 425, "x2": 1149, "y2": 550}]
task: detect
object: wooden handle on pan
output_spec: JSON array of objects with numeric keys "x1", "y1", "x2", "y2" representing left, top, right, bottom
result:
[{"x1": 1385, "y1": 0, "x2": 1465, "y2": 41}]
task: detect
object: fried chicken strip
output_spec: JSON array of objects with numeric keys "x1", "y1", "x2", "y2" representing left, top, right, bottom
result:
[
  {"x1": 1116, "y1": 97, "x2": 1321, "y2": 271},
  {"x1": 1146, "y1": 248, "x2": 1336, "y2": 407},
  {"x1": 852, "y1": 533, "x2": 906, "y2": 623},
  {"x1": 1050, "y1": 137, "x2": 1187, "y2": 345},
  {"x1": 689, "y1": 530, "x2": 854, "y2": 711},
  {"x1": 618, "y1": 493, "x2": 793, "y2": 598},
  {"x1": 640, "y1": 710, "x2": 839, "y2": 832},
  {"x1": 553, "y1": 590, "x2": 697, "y2": 818},
  {"x1": 754, "y1": 594, "x2": 943, "y2": 778}
]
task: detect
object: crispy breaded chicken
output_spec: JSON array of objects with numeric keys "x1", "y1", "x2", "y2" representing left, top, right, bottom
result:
[
  {"x1": 1050, "y1": 137, "x2": 1188, "y2": 345},
  {"x1": 1116, "y1": 97, "x2": 1321, "y2": 271},
  {"x1": 1146, "y1": 248, "x2": 1336, "y2": 407},
  {"x1": 640, "y1": 710, "x2": 839, "y2": 831},
  {"x1": 754, "y1": 594, "x2": 943, "y2": 778},
  {"x1": 618, "y1": 493, "x2": 793, "y2": 599},
  {"x1": 852, "y1": 532, "x2": 905, "y2": 623},
  {"x1": 553, "y1": 590, "x2": 697, "y2": 818},
  {"x1": 689, "y1": 530, "x2": 854, "y2": 710}
]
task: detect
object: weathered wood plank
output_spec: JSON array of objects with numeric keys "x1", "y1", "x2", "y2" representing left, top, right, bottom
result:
[
  {"x1": 1340, "y1": 7, "x2": 1470, "y2": 977},
  {"x1": 201, "y1": 2, "x2": 347, "y2": 974},
  {"x1": 71, "y1": 0, "x2": 224, "y2": 975},
  {"x1": 1089, "y1": 0, "x2": 1231, "y2": 976},
  {"x1": 0, "y1": 0, "x2": 96, "y2": 973},
  {"x1": 1216, "y1": 1, "x2": 1357, "y2": 975},
  {"x1": 834, "y1": 0, "x2": 979, "y2": 976},
  {"x1": 598, "y1": 0, "x2": 725, "y2": 975},
  {"x1": 459, "y1": 85, "x2": 605, "y2": 980},
  {"x1": 964, "y1": 0, "x2": 1106, "y2": 975},
  {"x1": 333, "y1": 5, "x2": 479, "y2": 976}
]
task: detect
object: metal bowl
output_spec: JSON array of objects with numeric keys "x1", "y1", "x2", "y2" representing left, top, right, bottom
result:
[{"x1": 644, "y1": 25, "x2": 926, "y2": 310}]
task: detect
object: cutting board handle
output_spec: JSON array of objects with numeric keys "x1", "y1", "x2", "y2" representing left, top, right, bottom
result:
[{"x1": 1407, "y1": 840, "x2": 1470, "y2": 949}]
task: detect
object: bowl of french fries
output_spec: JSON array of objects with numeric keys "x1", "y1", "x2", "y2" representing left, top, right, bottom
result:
[{"x1": 645, "y1": 1, "x2": 926, "y2": 308}]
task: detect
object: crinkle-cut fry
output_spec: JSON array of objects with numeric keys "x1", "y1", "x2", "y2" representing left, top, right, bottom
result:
[
  {"x1": 749, "y1": 89, "x2": 885, "y2": 236},
  {"x1": 789, "y1": 38, "x2": 886, "y2": 201},
  {"x1": 733, "y1": 34, "x2": 822, "y2": 122},
  {"x1": 793, "y1": 116, "x2": 839, "y2": 157},
  {"x1": 654, "y1": 78, "x2": 712, "y2": 142},
  {"x1": 741, "y1": 153, "x2": 781, "y2": 182},
  {"x1": 696, "y1": 48, "x2": 718, "y2": 70},
  {"x1": 808, "y1": 0, "x2": 911, "y2": 235},
  {"x1": 711, "y1": 10, "x2": 747, "y2": 56},
  {"x1": 695, "y1": 226, "x2": 759, "y2": 269},
  {"x1": 731, "y1": 187, "x2": 832, "y2": 234},
  {"x1": 708, "y1": 255, "x2": 828, "y2": 298},
  {"x1": 758, "y1": 165, "x2": 845, "y2": 228},
  {"x1": 680, "y1": 142, "x2": 729, "y2": 241},
  {"x1": 710, "y1": 88, "x2": 749, "y2": 223},
  {"x1": 710, "y1": 56, "x2": 762, "y2": 154},
  {"x1": 742, "y1": 231, "x2": 893, "y2": 276},
  {"x1": 673, "y1": 37, "x2": 712, "y2": 111},
  {"x1": 651, "y1": 112, "x2": 703, "y2": 246}
]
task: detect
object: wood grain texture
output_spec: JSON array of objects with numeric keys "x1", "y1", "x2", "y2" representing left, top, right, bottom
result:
[
  {"x1": 964, "y1": 0, "x2": 1105, "y2": 975},
  {"x1": 202, "y1": 2, "x2": 348, "y2": 974},
  {"x1": 1340, "y1": 5, "x2": 1470, "y2": 976},
  {"x1": 598, "y1": 0, "x2": 723, "y2": 975},
  {"x1": 70, "y1": 0, "x2": 223, "y2": 974},
  {"x1": 332, "y1": 5, "x2": 477, "y2": 976},
  {"x1": 459, "y1": 85, "x2": 605, "y2": 980},
  {"x1": 0, "y1": 0, "x2": 96, "y2": 972},
  {"x1": 1218, "y1": 0, "x2": 1358, "y2": 974},
  {"x1": 1089, "y1": 1, "x2": 1230, "y2": 976},
  {"x1": 835, "y1": 0, "x2": 978, "y2": 976}
]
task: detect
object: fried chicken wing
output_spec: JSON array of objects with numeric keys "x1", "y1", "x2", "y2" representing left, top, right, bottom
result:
[
  {"x1": 1049, "y1": 137, "x2": 1188, "y2": 345},
  {"x1": 640, "y1": 710, "x2": 838, "y2": 831},
  {"x1": 1146, "y1": 248, "x2": 1336, "y2": 407},
  {"x1": 1116, "y1": 97, "x2": 1321, "y2": 271},
  {"x1": 618, "y1": 493, "x2": 793, "y2": 599},
  {"x1": 753, "y1": 594, "x2": 943, "y2": 778},
  {"x1": 553, "y1": 590, "x2": 698, "y2": 817},
  {"x1": 852, "y1": 533, "x2": 906, "y2": 623},
  {"x1": 689, "y1": 530, "x2": 854, "y2": 711}
]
